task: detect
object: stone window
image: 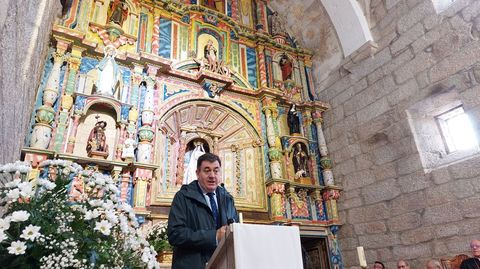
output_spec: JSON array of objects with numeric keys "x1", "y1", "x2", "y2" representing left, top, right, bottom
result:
[
  {"x1": 436, "y1": 106, "x2": 478, "y2": 153},
  {"x1": 407, "y1": 89, "x2": 480, "y2": 172},
  {"x1": 431, "y1": 0, "x2": 458, "y2": 13}
]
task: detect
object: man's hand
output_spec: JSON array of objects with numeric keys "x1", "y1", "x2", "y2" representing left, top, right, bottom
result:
[{"x1": 216, "y1": 225, "x2": 227, "y2": 243}]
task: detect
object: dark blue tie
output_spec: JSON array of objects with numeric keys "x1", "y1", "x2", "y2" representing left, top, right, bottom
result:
[{"x1": 207, "y1": 192, "x2": 219, "y2": 229}]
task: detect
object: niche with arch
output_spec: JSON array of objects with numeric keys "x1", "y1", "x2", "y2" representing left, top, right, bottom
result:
[{"x1": 72, "y1": 103, "x2": 119, "y2": 160}]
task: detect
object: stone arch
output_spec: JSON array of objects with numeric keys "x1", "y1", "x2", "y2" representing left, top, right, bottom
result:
[{"x1": 319, "y1": 0, "x2": 373, "y2": 56}]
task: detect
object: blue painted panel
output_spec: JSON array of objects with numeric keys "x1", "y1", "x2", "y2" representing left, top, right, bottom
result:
[
  {"x1": 79, "y1": 57, "x2": 98, "y2": 74},
  {"x1": 159, "y1": 18, "x2": 172, "y2": 59},
  {"x1": 246, "y1": 47, "x2": 258, "y2": 88}
]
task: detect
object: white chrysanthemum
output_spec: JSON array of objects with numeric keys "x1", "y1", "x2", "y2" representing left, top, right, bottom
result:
[
  {"x1": 6, "y1": 188, "x2": 20, "y2": 200},
  {"x1": 38, "y1": 179, "x2": 56, "y2": 190},
  {"x1": 20, "y1": 224, "x2": 41, "y2": 241},
  {"x1": 105, "y1": 210, "x2": 118, "y2": 224},
  {"x1": 7, "y1": 240, "x2": 27, "y2": 255},
  {"x1": 0, "y1": 217, "x2": 11, "y2": 230},
  {"x1": 11, "y1": 211, "x2": 30, "y2": 222},
  {"x1": 88, "y1": 199, "x2": 103, "y2": 207},
  {"x1": 94, "y1": 220, "x2": 112, "y2": 236},
  {"x1": 18, "y1": 181, "x2": 34, "y2": 198},
  {"x1": 102, "y1": 200, "x2": 114, "y2": 211},
  {"x1": 84, "y1": 210, "x2": 100, "y2": 221}
]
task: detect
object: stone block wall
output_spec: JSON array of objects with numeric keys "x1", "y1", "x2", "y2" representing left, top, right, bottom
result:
[
  {"x1": 313, "y1": 0, "x2": 480, "y2": 268},
  {"x1": 0, "y1": 0, "x2": 61, "y2": 164}
]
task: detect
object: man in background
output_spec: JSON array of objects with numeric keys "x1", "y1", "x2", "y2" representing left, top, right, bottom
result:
[
  {"x1": 460, "y1": 240, "x2": 480, "y2": 269},
  {"x1": 374, "y1": 261, "x2": 385, "y2": 269}
]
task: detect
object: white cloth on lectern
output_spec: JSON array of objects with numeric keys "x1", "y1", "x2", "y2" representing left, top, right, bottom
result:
[
  {"x1": 232, "y1": 223, "x2": 303, "y2": 269},
  {"x1": 183, "y1": 143, "x2": 206, "y2": 184}
]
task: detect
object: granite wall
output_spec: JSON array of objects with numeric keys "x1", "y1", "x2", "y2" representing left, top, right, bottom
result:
[
  {"x1": 0, "y1": 0, "x2": 61, "y2": 164},
  {"x1": 310, "y1": 0, "x2": 480, "y2": 268}
]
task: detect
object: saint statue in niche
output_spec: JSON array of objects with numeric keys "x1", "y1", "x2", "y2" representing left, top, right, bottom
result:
[
  {"x1": 86, "y1": 120, "x2": 109, "y2": 154},
  {"x1": 107, "y1": 0, "x2": 129, "y2": 27},
  {"x1": 279, "y1": 54, "x2": 293, "y2": 81},
  {"x1": 287, "y1": 104, "x2": 301, "y2": 135},
  {"x1": 183, "y1": 140, "x2": 206, "y2": 185},
  {"x1": 292, "y1": 143, "x2": 309, "y2": 179},
  {"x1": 95, "y1": 45, "x2": 123, "y2": 97},
  {"x1": 204, "y1": 39, "x2": 218, "y2": 73}
]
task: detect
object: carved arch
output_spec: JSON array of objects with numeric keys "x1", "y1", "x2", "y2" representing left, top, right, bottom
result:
[{"x1": 152, "y1": 99, "x2": 267, "y2": 212}]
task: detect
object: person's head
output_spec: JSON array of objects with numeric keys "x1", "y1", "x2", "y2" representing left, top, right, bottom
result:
[
  {"x1": 374, "y1": 261, "x2": 385, "y2": 269},
  {"x1": 470, "y1": 239, "x2": 480, "y2": 257},
  {"x1": 196, "y1": 153, "x2": 222, "y2": 193},
  {"x1": 426, "y1": 260, "x2": 441, "y2": 269},
  {"x1": 397, "y1": 260, "x2": 410, "y2": 269}
]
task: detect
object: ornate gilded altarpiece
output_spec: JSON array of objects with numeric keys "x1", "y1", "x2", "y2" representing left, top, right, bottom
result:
[{"x1": 22, "y1": 0, "x2": 344, "y2": 268}]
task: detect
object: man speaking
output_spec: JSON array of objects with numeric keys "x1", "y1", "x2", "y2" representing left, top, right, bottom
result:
[{"x1": 168, "y1": 153, "x2": 239, "y2": 269}]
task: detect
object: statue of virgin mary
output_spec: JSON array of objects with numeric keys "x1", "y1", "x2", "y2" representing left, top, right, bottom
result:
[
  {"x1": 183, "y1": 141, "x2": 206, "y2": 185},
  {"x1": 95, "y1": 45, "x2": 122, "y2": 97}
]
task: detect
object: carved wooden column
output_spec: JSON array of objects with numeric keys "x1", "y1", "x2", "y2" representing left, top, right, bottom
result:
[
  {"x1": 312, "y1": 189, "x2": 326, "y2": 221},
  {"x1": 257, "y1": 44, "x2": 268, "y2": 88},
  {"x1": 133, "y1": 168, "x2": 153, "y2": 214},
  {"x1": 323, "y1": 189, "x2": 340, "y2": 221},
  {"x1": 313, "y1": 110, "x2": 335, "y2": 186},
  {"x1": 255, "y1": 0, "x2": 268, "y2": 32},
  {"x1": 137, "y1": 66, "x2": 157, "y2": 164},
  {"x1": 266, "y1": 182, "x2": 286, "y2": 220},
  {"x1": 262, "y1": 97, "x2": 283, "y2": 179},
  {"x1": 119, "y1": 171, "x2": 133, "y2": 204},
  {"x1": 30, "y1": 38, "x2": 68, "y2": 149},
  {"x1": 54, "y1": 45, "x2": 84, "y2": 152},
  {"x1": 151, "y1": 15, "x2": 160, "y2": 55}
]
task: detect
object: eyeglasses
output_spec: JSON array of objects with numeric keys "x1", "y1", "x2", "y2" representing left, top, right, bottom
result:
[{"x1": 471, "y1": 245, "x2": 480, "y2": 249}]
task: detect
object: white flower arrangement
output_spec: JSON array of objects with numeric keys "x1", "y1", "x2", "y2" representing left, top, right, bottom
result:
[
  {"x1": 0, "y1": 159, "x2": 160, "y2": 269},
  {"x1": 145, "y1": 221, "x2": 172, "y2": 253}
]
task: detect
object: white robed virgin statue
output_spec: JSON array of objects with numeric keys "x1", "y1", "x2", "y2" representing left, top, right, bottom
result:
[
  {"x1": 183, "y1": 141, "x2": 206, "y2": 185},
  {"x1": 95, "y1": 45, "x2": 122, "y2": 97}
]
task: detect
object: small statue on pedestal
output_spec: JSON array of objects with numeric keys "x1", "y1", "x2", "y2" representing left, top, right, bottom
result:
[
  {"x1": 121, "y1": 132, "x2": 136, "y2": 162},
  {"x1": 287, "y1": 104, "x2": 301, "y2": 135},
  {"x1": 86, "y1": 118, "x2": 109, "y2": 159},
  {"x1": 292, "y1": 143, "x2": 309, "y2": 179}
]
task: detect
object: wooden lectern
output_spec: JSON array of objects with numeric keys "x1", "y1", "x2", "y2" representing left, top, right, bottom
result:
[{"x1": 206, "y1": 223, "x2": 303, "y2": 269}]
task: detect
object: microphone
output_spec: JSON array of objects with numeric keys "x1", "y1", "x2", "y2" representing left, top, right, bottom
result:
[{"x1": 219, "y1": 183, "x2": 234, "y2": 224}]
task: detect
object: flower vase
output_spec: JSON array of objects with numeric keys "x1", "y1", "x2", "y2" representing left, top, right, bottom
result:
[{"x1": 157, "y1": 250, "x2": 173, "y2": 264}]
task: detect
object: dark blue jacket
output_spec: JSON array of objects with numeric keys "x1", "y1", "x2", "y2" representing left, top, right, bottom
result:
[{"x1": 167, "y1": 180, "x2": 238, "y2": 269}]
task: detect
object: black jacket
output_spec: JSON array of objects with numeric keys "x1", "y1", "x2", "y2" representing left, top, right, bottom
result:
[
  {"x1": 460, "y1": 258, "x2": 480, "y2": 269},
  {"x1": 167, "y1": 180, "x2": 238, "y2": 269}
]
